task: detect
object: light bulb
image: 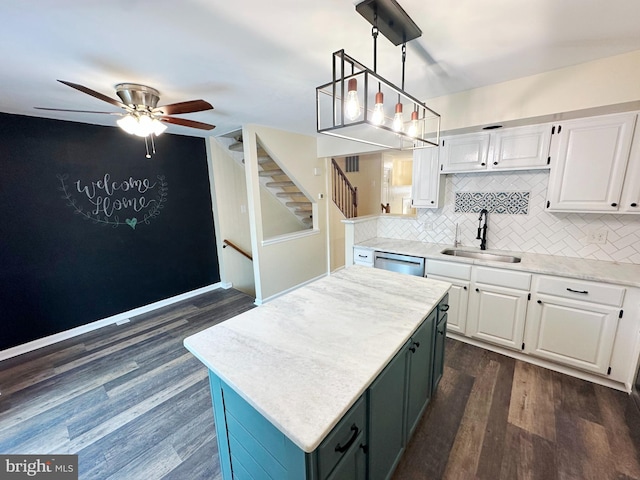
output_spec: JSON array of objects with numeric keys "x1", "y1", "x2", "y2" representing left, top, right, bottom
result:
[
  {"x1": 151, "y1": 118, "x2": 167, "y2": 136},
  {"x1": 135, "y1": 114, "x2": 154, "y2": 137},
  {"x1": 371, "y1": 91, "x2": 385, "y2": 126},
  {"x1": 392, "y1": 103, "x2": 404, "y2": 132},
  {"x1": 345, "y1": 78, "x2": 361, "y2": 121},
  {"x1": 117, "y1": 114, "x2": 138, "y2": 135},
  {"x1": 407, "y1": 110, "x2": 419, "y2": 137}
]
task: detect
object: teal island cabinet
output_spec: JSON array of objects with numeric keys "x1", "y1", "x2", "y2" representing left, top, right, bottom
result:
[{"x1": 184, "y1": 266, "x2": 450, "y2": 480}]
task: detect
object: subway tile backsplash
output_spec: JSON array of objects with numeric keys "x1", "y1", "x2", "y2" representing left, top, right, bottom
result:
[{"x1": 362, "y1": 171, "x2": 640, "y2": 264}]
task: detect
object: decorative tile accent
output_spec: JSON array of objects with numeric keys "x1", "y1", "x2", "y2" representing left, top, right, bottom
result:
[
  {"x1": 355, "y1": 170, "x2": 640, "y2": 265},
  {"x1": 455, "y1": 191, "x2": 529, "y2": 214}
]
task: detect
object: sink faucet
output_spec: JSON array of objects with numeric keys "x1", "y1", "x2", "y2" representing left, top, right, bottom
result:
[{"x1": 477, "y1": 209, "x2": 488, "y2": 250}]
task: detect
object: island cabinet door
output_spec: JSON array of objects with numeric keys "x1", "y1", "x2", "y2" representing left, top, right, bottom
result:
[
  {"x1": 405, "y1": 309, "x2": 436, "y2": 437},
  {"x1": 367, "y1": 339, "x2": 410, "y2": 480},
  {"x1": 432, "y1": 312, "x2": 447, "y2": 392},
  {"x1": 324, "y1": 430, "x2": 367, "y2": 480}
]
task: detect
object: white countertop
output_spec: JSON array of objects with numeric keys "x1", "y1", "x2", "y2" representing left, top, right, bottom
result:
[
  {"x1": 356, "y1": 238, "x2": 640, "y2": 288},
  {"x1": 183, "y1": 266, "x2": 450, "y2": 453}
]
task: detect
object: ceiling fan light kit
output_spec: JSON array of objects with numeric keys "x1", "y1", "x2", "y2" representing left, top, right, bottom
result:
[
  {"x1": 316, "y1": 0, "x2": 440, "y2": 150},
  {"x1": 36, "y1": 80, "x2": 215, "y2": 157}
]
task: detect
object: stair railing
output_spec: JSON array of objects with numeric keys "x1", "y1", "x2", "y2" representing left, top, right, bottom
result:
[
  {"x1": 223, "y1": 239, "x2": 253, "y2": 261},
  {"x1": 331, "y1": 158, "x2": 358, "y2": 218}
]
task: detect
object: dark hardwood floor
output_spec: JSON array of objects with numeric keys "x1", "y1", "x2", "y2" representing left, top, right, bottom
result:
[
  {"x1": 2, "y1": 288, "x2": 639, "y2": 479},
  {"x1": 394, "y1": 340, "x2": 640, "y2": 480}
]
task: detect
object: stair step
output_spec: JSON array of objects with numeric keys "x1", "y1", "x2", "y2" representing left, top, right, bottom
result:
[
  {"x1": 266, "y1": 181, "x2": 295, "y2": 188},
  {"x1": 257, "y1": 156, "x2": 273, "y2": 165},
  {"x1": 301, "y1": 217, "x2": 313, "y2": 225},
  {"x1": 259, "y1": 169, "x2": 284, "y2": 177},
  {"x1": 228, "y1": 142, "x2": 269, "y2": 156},
  {"x1": 295, "y1": 207, "x2": 313, "y2": 214},
  {"x1": 276, "y1": 192, "x2": 304, "y2": 198},
  {"x1": 286, "y1": 201, "x2": 312, "y2": 207}
]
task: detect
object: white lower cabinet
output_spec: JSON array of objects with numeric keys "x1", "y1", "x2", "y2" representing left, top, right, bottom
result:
[
  {"x1": 467, "y1": 267, "x2": 531, "y2": 351},
  {"x1": 353, "y1": 247, "x2": 374, "y2": 267},
  {"x1": 468, "y1": 283, "x2": 530, "y2": 351},
  {"x1": 426, "y1": 260, "x2": 471, "y2": 335},
  {"x1": 422, "y1": 256, "x2": 639, "y2": 388},
  {"x1": 524, "y1": 276, "x2": 625, "y2": 376},
  {"x1": 427, "y1": 276, "x2": 469, "y2": 335}
]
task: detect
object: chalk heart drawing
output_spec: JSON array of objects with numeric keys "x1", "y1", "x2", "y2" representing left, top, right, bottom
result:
[{"x1": 57, "y1": 173, "x2": 168, "y2": 229}]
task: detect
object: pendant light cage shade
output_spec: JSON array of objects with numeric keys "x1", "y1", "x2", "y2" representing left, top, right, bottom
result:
[{"x1": 316, "y1": 49, "x2": 440, "y2": 150}]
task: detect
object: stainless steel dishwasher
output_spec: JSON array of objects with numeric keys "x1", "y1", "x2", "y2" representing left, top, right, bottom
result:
[{"x1": 373, "y1": 251, "x2": 425, "y2": 276}]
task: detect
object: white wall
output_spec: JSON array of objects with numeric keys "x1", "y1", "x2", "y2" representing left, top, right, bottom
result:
[
  {"x1": 429, "y1": 49, "x2": 640, "y2": 132},
  {"x1": 208, "y1": 138, "x2": 255, "y2": 296},
  {"x1": 243, "y1": 125, "x2": 328, "y2": 302}
]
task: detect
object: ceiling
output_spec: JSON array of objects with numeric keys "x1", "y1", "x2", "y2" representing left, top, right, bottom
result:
[{"x1": 2, "y1": 0, "x2": 640, "y2": 140}]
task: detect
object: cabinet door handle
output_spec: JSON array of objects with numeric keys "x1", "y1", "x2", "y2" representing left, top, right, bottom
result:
[
  {"x1": 409, "y1": 346, "x2": 416, "y2": 353},
  {"x1": 566, "y1": 288, "x2": 588, "y2": 294},
  {"x1": 335, "y1": 424, "x2": 359, "y2": 453},
  {"x1": 537, "y1": 300, "x2": 542, "y2": 304},
  {"x1": 413, "y1": 341, "x2": 420, "y2": 348},
  {"x1": 481, "y1": 162, "x2": 486, "y2": 166},
  {"x1": 631, "y1": 203, "x2": 638, "y2": 207},
  {"x1": 493, "y1": 161, "x2": 498, "y2": 165},
  {"x1": 463, "y1": 286, "x2": 468, "y2": 290},
  {"x1": 475, "y1": 288, "x2": 480, "y2": 292},
  {"x1": 439, "y1": 329, "x2": 445, "y2": 336},
  {"x1": 357, "y1": 254, "x2": 367, "y2": 258},
  {"x1": 611, "y1": 203, "x2": 618, "y2": 207},
  {"x1": 439, "y1": 304, "x2": 450, "y2": 312}
]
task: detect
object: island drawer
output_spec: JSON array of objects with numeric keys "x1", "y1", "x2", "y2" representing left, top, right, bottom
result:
[
  {"x1": 535, "y1": 276, "x2": 625, "y2": 306},
  {"x1": 316, "y1": 395, "x2": 366, "y2": 479}
]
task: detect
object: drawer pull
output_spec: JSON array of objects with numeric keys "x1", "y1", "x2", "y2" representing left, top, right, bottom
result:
[
  {"x1": 439, "y1": 304, "x2": 450, "y2": 312},
  {"x1": 335, "y1": 424, "x2": 359, "y2": 453},
  {"x1": 566, "y1": 288, "x2": 588, "y2": 294},
  {"x1": 357, "y1": 254, "x2": 368, "y2": 258}
]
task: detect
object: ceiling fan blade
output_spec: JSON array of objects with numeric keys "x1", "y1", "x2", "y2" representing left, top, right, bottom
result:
[
  {"x1": 152, "y1": 99, "x2": 213, "y2": 115},
  {"x1": 57, "y1": 80, "x2": 129, "y2": 109},
  {"x1": 34, "y1": 107, "x2": 123, "y2": 115},
  {"x1": 157, "y1": 116, "x2": 216, "y2": 130}
]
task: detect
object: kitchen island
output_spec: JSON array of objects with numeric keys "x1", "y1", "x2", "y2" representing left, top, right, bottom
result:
[{"x1": 184, "y1": 266, "x2": 450, "y2": 479}]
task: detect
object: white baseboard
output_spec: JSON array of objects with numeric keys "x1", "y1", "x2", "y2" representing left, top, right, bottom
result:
[{"x1": 0, "y1": 283, "x2": 223, "y2": 362}]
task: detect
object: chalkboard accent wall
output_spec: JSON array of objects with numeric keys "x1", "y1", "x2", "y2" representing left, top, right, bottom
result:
[{"x1": 0, "y1": 113, "x2": 220, "y2": 350}]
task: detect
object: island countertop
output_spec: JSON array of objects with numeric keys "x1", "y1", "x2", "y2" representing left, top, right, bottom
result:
[{"x1": 183, "y1": 266, "x2": 450, "y2": 453}]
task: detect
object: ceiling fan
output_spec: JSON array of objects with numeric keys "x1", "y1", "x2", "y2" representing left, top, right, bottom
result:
[{"x1": 36, "y1": 80, "x2": 216, "y2": 157}]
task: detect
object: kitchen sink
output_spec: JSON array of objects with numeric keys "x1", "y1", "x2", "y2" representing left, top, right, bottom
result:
[{"x1": 440, "y1": 248, "x2": 522, "y2": 263}]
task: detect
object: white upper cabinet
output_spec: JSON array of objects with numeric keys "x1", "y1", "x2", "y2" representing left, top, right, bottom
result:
[
  {"x1": 491, "y1": 124, "x2": 552, "y2": 170},
  {"x1": 546, "y1": 112, "x2": 638, "y2": 213},
  {"x1": 411, "y1": 147, "x2": 445, "y2": 208},
  {"x1": 440, "y1": 124, "x2": 552, "y2": 173},
  {"x1": 619, "y1": 117, "x2": 640, "y2": 212},
  {"x1": 440, "y1": 132, "x2": 491, "y2": 173}
]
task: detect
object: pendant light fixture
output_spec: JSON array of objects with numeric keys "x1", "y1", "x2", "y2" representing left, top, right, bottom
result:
[{"x1": 316, "y1": 0, "x2": 440, "y2": 150}]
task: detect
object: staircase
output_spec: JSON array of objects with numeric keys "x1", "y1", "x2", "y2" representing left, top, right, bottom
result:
[
  {"x1": 331, "y1": 158, "x2": 358, "y2": 218},
  {"x1": 229, "y1": 138, "x2": 313, "y2": 228}
]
